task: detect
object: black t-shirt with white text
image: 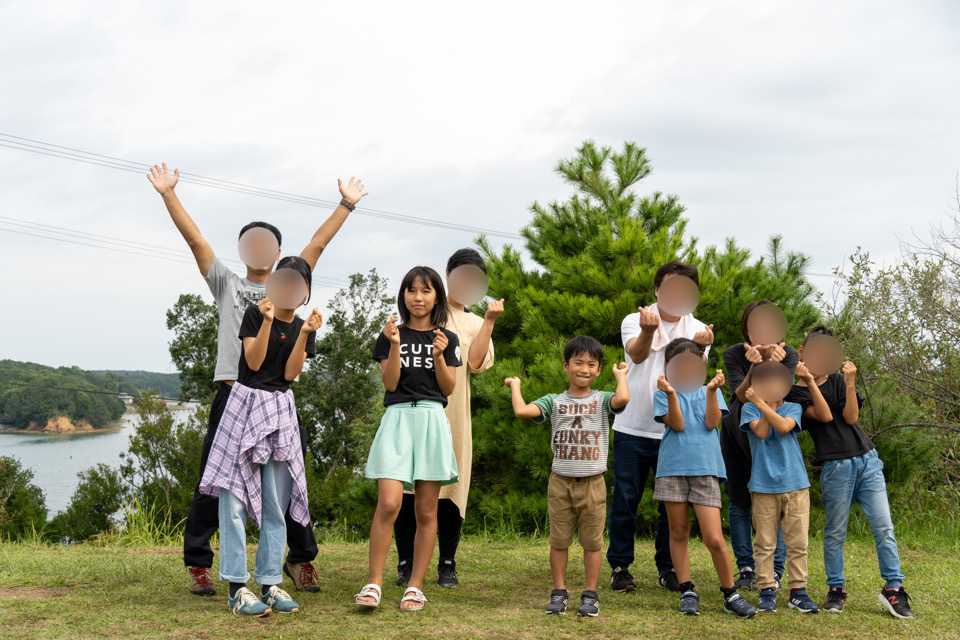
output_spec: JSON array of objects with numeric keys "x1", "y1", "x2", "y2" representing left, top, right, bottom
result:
[
  {"x1": 372, "y1": 325, "x2": 462, "y2": 407},
  {"x1": 785, "y1": 372, "x2": 873, "y2": 464},
  {"x1": 237, "y1": 305, "x2": 316, "y2": 392}
]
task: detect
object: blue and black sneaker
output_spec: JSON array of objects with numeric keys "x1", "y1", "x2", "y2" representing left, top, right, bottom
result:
[
  {"x1": 758, "y1": 587, "x2": 777, "y2": 613},
  {"x1": 788, "y1": 588, "x2": 819, "y2": 613},
  {"x1": 260, "y1": 585, "x2": 299, "y2": 613},
  {"x1": 679, "y1": 590, "x2": 700, "y2": 616},
  {"x1": 228, "y1": 587, "x2": 271, "y2": 617}
]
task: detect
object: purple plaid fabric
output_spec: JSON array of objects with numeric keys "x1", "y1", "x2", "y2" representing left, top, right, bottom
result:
[{"x1": 199, "y1": 382, "x2": 310, "y2": 527}]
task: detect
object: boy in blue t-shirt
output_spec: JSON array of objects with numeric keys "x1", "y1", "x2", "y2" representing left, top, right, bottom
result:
[{"x1": 740, "y1": 361, "x2": 817, "y2": 614}]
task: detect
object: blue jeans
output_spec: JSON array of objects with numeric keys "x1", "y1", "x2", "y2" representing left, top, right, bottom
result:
[
  {"x1": 606, "y1": 431, "x2": 673, "y2": 573},
  {"x1": 218, "y1": 459, "x2": 292, "y2": 585},
  {"x1": 821, "y1": 449, "x2": 904, "y2": 589},
  {"x1": 729, "y1": 502, "x2": 786, "y2": 576}
]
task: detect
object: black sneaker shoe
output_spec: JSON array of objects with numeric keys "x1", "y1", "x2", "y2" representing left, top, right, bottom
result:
[
  {"x1": 610, "y1": 566, "x2": 636, "y2": 593},
  {"x1": 545, "y1": 589, "x2": 568, "y2": 615},
  {"x1": 774, "y1": 572, "x2": 783, "y2": 590},
  {"x1": 679, "y1": 590, "x2": 700, "y2": 616},
  {"x1": 578, "y1": 590, "x2": 600, "y2": 617},
  {"x1": 734, "y1": 567, "x2": 757, "y2": 591},
  {"x1": 823, "y1": 587, "x2": 846, "y2": 613},
  {"x1": 724, "y1": 592, "x2": 758, "y2": 618},
  {"x1": 659, "y1": 569, "x2": 682, "y2": 592},
  {"x1": 879, "y1": 585, "x2": 915, "y2": 619},
  {"x1": 437, "y1": 558, "x2": 459, "y2": 588},
  {"x1": 395, "y1": 559, "x2": 412, "y2": 587}
]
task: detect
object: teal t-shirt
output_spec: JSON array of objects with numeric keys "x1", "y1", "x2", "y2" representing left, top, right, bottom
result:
[
  {"x1": 739, "y1": 401, "x2": 809, "y2": 494},
  {"x1": 532, "y1": 390, "x2": 622, "y2": 478},
  {"x1": 653, "y1": 386, "x2": 728, "y2": 480}
]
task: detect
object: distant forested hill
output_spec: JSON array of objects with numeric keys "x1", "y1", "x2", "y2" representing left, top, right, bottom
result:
[
  {"x1": 0, "y1": 361, "x2": 134, "y2": 430},
  {"x1": 90, "y1": 370, "x2": 181, "y2": 397}
]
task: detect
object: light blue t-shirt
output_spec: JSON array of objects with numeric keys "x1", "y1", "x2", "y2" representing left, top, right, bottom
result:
[
  {"x1": 653, "y1": 387, "x2": 729, "y2": 480},
  {"x1": 739, "y1": 401, "x2": 810, "y2": 494}
]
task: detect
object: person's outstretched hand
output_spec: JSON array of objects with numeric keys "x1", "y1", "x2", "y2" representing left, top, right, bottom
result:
[{"x1": 148, "y1": 163, "x2": 179, "y2": 195}]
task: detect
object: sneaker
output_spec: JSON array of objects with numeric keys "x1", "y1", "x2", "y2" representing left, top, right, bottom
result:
[
  {"x1": 610, "y1": 566, "x2": 636, "y2": 593},
  {"x1": 283, "y1": 561, "x2": 320, "y2": 593},
  {"x1": 679, "y1": 590, "x2": 700, "y2": 616},
  {"x1": 437, "y1": 558, "x2": 459, "y2": 588},
  {"x1": 774, "y1": 572, "x2": 783, "y2": 590},
  {"x1": 788, "y1": 588, "x2": 820, "y2": 613},
  {"x1": 879, "y1": 585, "x2": 915, "y2": 619},
  {"x1": 724, "y1": 592, "x2": 758, "y2": 618},
  {"x1": 823, "y1": 587, "x2": 846, "y2": 613},
  {"x1": 578, "y1": 590, "x2": 600, "y2": 617},
  {"x1": 228, "y1": 587, "x2": 271, "y2": 617},
  {"x1": 187, "y1": 567, "x2": 216, "y2": 596},
  {"x1": 734, "y1": 567, "x2": 757, "y2": 591},
  {"x1": 545, "y1": 589, "x2": 568, "y2": 615},
  {"x1": 659, "y1": 569, "x2": 682, "y2": 592},
  {"x1": 261, "y1": 585, "x2": 300, "y2": 613},
  {"x1": 395, "y1": 559, "x2": 412, "y2": 587},
  {"x1": 758, "y1": 588, "x2": 777, "y2": 613}
]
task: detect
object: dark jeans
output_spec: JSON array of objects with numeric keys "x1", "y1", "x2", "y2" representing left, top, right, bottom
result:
[
  {"x1": 394, "y1": 494, "x2": 463, "y2": 563},
  {"x1": 182, "y1": 382, "x2": 319, "y2": 568},
  {"x1": 606, "y1": 431, "x2": 673, "y2": 573}
]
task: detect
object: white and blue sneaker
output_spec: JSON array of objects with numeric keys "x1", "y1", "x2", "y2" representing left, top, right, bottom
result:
[
  {"x1": 788, "y1": 588, "x2": 820, "y2": 613},
  {"x1": 261, "y1": 585, "x2": 300, "y2": 613},
  {"x1": 758, "y1": 587, "x2": 777, "y2": 613},
  {"x1": 228, "y1": 587, "x2": 271, "y2": 617}
]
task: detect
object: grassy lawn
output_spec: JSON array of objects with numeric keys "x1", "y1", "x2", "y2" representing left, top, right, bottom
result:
[{"x1": 0, "y1": 533, "x2": 956, "y2": 640}]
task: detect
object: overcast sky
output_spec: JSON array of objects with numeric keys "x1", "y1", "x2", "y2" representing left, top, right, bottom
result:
[{"x1": 1, "y1": 0, "x2": 957, "y2": 374}]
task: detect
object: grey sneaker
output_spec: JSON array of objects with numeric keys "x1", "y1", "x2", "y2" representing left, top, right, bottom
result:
[
  {"x1": 724, "y1": 592, "x2": 758, "y2": 618},
  {"x1": 679, "y1": 590, "x2": 700, "y2": 616},
  {"x1": 545, "y1": 589, "x2": 568, "y2": 615},
  {"x1": 578, "y1": 590, "x2": 600, "y2": 617}
]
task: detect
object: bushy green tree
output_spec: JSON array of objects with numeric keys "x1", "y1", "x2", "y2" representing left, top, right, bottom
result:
[
  {"x1": 0, "y1": 456, "x2": 47, "y2": 540},
  {"x1": 166, "y1": 293, "x2": 219, "y2": 403},
  {"x1": 49, "y1": 463, "x2": 128, "y2": 541},
  {"x1": 468, "y1": 140, "x2": 820, "y2": 532}
]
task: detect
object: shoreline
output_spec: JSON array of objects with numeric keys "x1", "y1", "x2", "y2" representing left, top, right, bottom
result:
[{"x1": 0, "y1": 422, "x2": 129, "y2": 435}]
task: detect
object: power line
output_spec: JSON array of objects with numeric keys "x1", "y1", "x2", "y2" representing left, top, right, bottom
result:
[
  {"x1": 4, "y1": 382, "x2": 186, "y2": 403},
  {"x1": 0, "y1": 133, "x2": 524, "y2": 239}
]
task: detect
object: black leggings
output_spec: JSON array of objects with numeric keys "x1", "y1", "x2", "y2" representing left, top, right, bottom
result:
[
  {"x1": 182, "y1": 382, "x2": 319, "y2": 568},
  {"x1": 393, "y1": 493, "x2": 463, "y2": 563}
]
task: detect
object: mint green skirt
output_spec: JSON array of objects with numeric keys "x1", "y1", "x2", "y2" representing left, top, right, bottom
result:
[{"x1": 365, "y1": 401, "x2": 459, "y2": 490}]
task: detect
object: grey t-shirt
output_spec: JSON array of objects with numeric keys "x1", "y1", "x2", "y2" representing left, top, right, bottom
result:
[{"x1": 204, "y1": 255, "x2": 266, "y2": 382}]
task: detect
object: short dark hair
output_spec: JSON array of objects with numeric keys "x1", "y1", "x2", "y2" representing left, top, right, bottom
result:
[
  {"x1": 654, "y1": 260, "x2": 699, "y2": 289},
  {"x1": 802, "y1": 323, "x2": 834, "y2": 347},
  {"x1": 275, "y1": 255, "x2": 312, "y2": 305},
  {"x1": 751, "y1": 360, "x2": 793, "y2": 384},
  {"x1": 563, "y1": 335, "x2": 605, "y2": 366},
  {"x1": 664, "y1": 337, "x2": 703, "y2": 364},
  {"x1": 740, "y1": 299, "x2": 774, "y2": 342},
  {"x1": 446, "y1": 248, "x2": 487, "y2": 274},
  {"x1": 238, "y1": 221, "x2": 282, "y2": 246},
  {"x1": 397, "y1": 266, "x2": 449, "y2": 328}
]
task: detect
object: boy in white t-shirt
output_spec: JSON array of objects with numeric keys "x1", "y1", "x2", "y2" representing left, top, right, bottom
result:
[{"x1": 607, "y1": 261, "x2": 715, "y2": 594}]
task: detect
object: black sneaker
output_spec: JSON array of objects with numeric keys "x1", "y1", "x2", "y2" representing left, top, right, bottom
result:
[
  {"x1": 679, "y1": 590, "x2": 700, "y2": 616},
  {"x1": 395, "y1": 559, "x2": 412, "y2": 587},
  {"x1": 545, "y1": 589, "x2": 568, "y2": 615},
  {"x1": 774, "y1": 572, "x2": 783, "y2": 590},
  {"x1": 879, "y1": 585, "x2": 915, "y2": 619},
  {"x1": 734, "y1": 567, "x2": 757, "y2": 591},
  {"x1": 578, "y1": 590, "x2": 600, "y2": 617},
  {"x1": 437, "y1": 558, "x2": 459, "y2": 588},
  {"x1": 659, "y1": 569, "x2": 682, "y2": 592},
  {"x1": 724, "y1": 592, "x2": 758, "y2": 618},
  {"x1": 610, "y1": 566, "x2": 636, "y2": 593},
  {"x1": 823, "y1": 587, "x2": 846, "y2": 613}
]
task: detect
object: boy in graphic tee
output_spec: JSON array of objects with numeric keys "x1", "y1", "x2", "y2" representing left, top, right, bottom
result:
[{"x1": 506, "y1": 335, "x2": 630, "y2": 619}]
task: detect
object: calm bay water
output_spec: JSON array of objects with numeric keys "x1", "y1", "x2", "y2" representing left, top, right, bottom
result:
[{"x1": 0, "y1": 406, "x2": 197, "y2": 517}]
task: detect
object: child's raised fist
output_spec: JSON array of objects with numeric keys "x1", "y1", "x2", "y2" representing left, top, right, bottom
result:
[
  {"x1": 744, "y1": 386, "x2": 758, "y2": 404},
  {"x1": 258, "y1": 298, "x2": 275, "y2": 321},
  {"x1": 383, "y1": 317, "x2": 400, "y2": 344},
  {"x1": 503, "y1": 377, "x2": 521, "y2": 388},
  {"x1": 796, "y1": 361, "x2": 813, "y2": 381},
  {"x1": 707, "y1": 369, "x2": 725, "y2": 390},
  {"x1": 612, "y1": 362, "x2": 629, "y2": 378},
  {"x1": 842, "y1": 361, "x2": 857, "y2": 384},
  {"x1": 657, "y1": 374, "x2": 676, "y2": 395},
  {"x1": 302, "y1": 308, "x2": 323, "y2": 333}
]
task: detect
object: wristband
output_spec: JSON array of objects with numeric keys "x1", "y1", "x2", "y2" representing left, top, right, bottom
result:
[{"x1": 340, "y1": 198, "x2": 356, "y2": 211}]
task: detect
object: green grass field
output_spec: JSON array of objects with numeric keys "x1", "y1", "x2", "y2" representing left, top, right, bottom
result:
[{"x1": 1, "y1": 533, "x2": 956, "y2": 640}]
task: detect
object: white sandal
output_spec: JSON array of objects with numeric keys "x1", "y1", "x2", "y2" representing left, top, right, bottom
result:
[
  {"x1": 354, "y1": 583, "x2": 382, "y2": 608},
  {"x1": 400, "y1": 586, "x2": 427, "y2": 611}
]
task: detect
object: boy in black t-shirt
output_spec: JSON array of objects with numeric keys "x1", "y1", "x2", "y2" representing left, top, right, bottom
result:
[{"x1": 786, "y1": 325, "x2": 914, "y2": 619}]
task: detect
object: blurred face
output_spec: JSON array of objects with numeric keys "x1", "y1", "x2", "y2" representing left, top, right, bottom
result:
[
  {"x1": 746, "y1": 304, "x2": 787, "y2": 345},
  {"x1": 446, "y1": 264, "x2": 488, "y2": 306},
  {"x1": 265, "y1": 268, "x2": 308, "y2": 310},
  {"x1": 665, "y1": 351, "x2": 707, "y2": 393},
  {"x1": 404, "y1": 276, "x2": 437, "y2": 319},
  {"x1": 799, "y1": 334, "x2": 844, "y2": 376},
  {"x1": 656, "y1": 274, "x2": 700, "y2": 318},
  {"x1": 238, "y1": 227, "x2": 281, "y2": 271},
  {"x1": 752, "y1": 372, "x2": 792, "y2": 404},
  {"x1": 564, "y1": 353, "x2": 601, "y2": 388}
]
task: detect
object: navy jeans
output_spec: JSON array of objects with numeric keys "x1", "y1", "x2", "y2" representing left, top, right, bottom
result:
[
  {"x1": 606, "y1": 431, "x2": 673, "y2": 573},
  {"x1": 729, "y1": 501, "x2": 786, "y2": 576}
]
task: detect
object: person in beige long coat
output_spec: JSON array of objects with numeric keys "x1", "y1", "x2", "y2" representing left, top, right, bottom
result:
[{"x1": 392, "y1": 248, "x2": 504, "y2": 588}]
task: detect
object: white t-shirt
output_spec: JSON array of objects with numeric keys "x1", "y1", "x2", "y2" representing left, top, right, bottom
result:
[{"x1": 614, "y1": 308, "x2": 710, "y2": 440}]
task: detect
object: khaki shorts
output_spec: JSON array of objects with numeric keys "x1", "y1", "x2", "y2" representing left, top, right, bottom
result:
[
  {"x1": 548, "y1": 472, "x2": 606, "y2": 551},
  {"x1": 653, "y1": 475, "x2": 722, "y2": 508}
]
